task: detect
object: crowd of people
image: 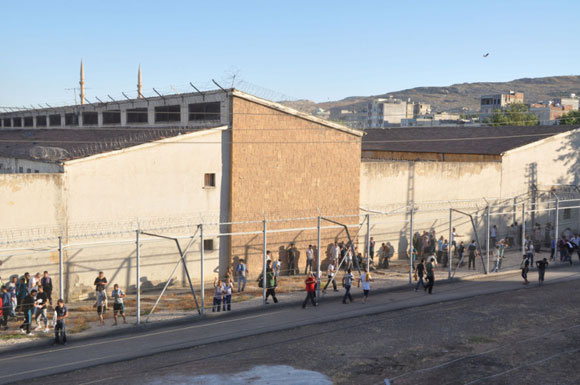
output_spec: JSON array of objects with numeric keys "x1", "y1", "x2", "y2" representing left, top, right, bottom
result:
[{"x1": 0, "y1": 269, "x2": 132, "y2": 345}]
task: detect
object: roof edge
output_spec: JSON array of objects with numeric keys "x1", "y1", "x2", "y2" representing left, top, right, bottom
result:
[
  {"x1": 63, "y1": 126, "x2": 228, "y2": 166},
  {"x1": 501, "y1": 126, "x2": 580, "y2": 156},
  {"x1": 231, "y1": 89, "x2": 365, "y2": 137}
]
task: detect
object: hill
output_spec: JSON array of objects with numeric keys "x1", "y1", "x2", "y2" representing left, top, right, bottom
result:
[{"x1": 282, "y1": 75, "x2": 580, "y2": 114}]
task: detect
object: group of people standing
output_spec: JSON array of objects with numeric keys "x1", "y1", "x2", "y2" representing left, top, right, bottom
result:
[{"x1": 0, "y1": 270, "x2": 69, "y2": 346}]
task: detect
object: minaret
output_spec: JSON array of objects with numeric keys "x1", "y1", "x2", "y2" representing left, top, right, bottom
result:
[
  {"x1": 137, "y1": 65, "x2": 143, "y2": 99},
  {"x1": 80, "y1": 59, "x2": 86, "y2": 105}
]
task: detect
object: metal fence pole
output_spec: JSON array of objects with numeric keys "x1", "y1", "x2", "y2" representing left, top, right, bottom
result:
[
  {"x1": 317, "y1": 215, "x2": 321, "y2": 298},
  {"x1": 58, "y1": 236, "x2": 63, "y2": 300},
  {"x1": 555, "y1": 198, "x2": 560, "y2": 244},
  {"x1": 486, "y1": 205, "x2": 490, "y2": 274},
  {"x1": 262, "y1": 219, "x2": 267, "y2": 305},
  {"x1": 409, "y1": 206, "x2": 414, "y2": 284},
  {"x1": 136, "y1": 230, "x2": 141, "y2": 326},
  {"x1": 200, "y1": 224, "x2": 205, "y2": 315},
  {"x1": 522, "y1": 203, "x2": 526, "y2": 253},
  {"x1": 513, "y1": 197, "x2": 517, "y2": 226},
  {"x1": 448, "y1": 209, "x2": 452, "y2": 279},
  {"x1": 366, "y1": 214, "x2": 370, "y2": 270}
]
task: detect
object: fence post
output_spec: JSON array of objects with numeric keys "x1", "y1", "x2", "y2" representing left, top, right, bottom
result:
[
  {"x1": 366, "y1": 214, "x2": 370, "y2": 270},
  {"x1": 486, "y1": 205, "x2": 490, "y2": 274},
  {"x1": 200, "y1": 224, "x2": 204, "y2": 315},
  {"x1": 317, "y1": 215, "x2": 321, "y2": 299},
  {"x1": 58, "y1": 236, "x2": 63, "y2": 300},
  {"x1": 409, "y1": 206, "x2": 414, "y2": 284},
  {"x1": 448, "y1": 209, "x2": 452, "y2": 279},
  {"x1": 522, "y1": 203, "x2": 526, "y2": 253},
  {"x1": 262, "y1": 219, "x2": 267, "y2": 305},
  {"x1": 136, "y1": 230, "x2": 141, "y2": 326},
  {"x1": 513, "y1": 197, "x2": 517, "y2": 226},
  {"x1": 555, "y1": 198, "x2": 560, "y2": 244}
]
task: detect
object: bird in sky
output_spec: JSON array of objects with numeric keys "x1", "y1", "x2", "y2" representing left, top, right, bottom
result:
[{"x1": 483, "y1": 53, "x2": 490, "y2": 58}]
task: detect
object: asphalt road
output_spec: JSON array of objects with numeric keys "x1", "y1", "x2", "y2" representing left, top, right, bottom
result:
[{"x1": 1, "y1": 265, "x2": 579, "y2": 385}]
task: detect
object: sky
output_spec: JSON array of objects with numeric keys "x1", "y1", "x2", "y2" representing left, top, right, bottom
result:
[{"x1": 1, "y1": 0, "x2": 579, "y2": 107}]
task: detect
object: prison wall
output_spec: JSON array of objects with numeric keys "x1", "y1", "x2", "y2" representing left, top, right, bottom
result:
[{"x1": 229, "y1": 95, "x2": 363, "y2": 276}]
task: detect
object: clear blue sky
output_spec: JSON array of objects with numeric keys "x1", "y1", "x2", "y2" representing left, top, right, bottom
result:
[{"x1": 1, "y1": 0, "x2": 578, "y2": 106}]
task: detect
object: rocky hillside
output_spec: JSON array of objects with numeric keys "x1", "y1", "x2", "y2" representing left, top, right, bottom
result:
[{"x1": 282, "y1": 75, "x2": 580, "y2": 114}]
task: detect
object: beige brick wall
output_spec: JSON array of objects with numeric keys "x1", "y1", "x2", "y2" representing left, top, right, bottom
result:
[{"x1": 229, "y1": 96, "x2": 362, "y2": 275}]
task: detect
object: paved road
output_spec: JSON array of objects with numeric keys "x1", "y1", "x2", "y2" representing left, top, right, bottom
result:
[{"x1": 1, "y1": 265, "x2": 578, "y2": 384}]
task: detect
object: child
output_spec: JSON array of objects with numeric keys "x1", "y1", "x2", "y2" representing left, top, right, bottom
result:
[
  {"x1": 358, "y1": 269, "x2": 373, "y2": 303},
  {"x1": 94, "y1": 286, "x2": 107, "y2": 325},
  {"x1": 212, "y1": 278, "x2": 223, "y2": 312},
  {"x1": 222, "y1": 278, "x2": 233, "y2": 311},
  {"x1": 111, "y1": 284, "x2": 127, "y2": 325},
  {"x1": 53, "y1": 299, "x2": 68, "y2": 346}
]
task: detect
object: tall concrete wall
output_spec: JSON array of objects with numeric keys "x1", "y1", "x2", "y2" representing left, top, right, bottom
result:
[{"x1": 0, "y1": 129, "x2": 228, "y2": 299}]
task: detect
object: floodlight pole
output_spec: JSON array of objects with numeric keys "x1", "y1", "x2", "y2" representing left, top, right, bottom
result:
[{"x1": 555, "y1": 198, "x2": 560, "y2": 245}]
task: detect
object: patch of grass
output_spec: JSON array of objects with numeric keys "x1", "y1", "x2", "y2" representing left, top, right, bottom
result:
[
  {"x1": 468, "y1": 335, "x2": 496, "y2": 344},
  {"x1": 0, "y1": 333, "x2": 40, "y2": 341}
]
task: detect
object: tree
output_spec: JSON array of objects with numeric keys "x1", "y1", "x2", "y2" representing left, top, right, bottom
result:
[
  {"x1": 490, "y1": 103, "x2": 539, "y2": 126},
  {"x1": 561, "y1": 110, "x2": 580, "y2": 125}
]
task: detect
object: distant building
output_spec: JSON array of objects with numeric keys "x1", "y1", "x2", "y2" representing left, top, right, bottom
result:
[
  {"x1": 530, "y1": 103, "x2": 573, "y2": 125},
  {"x1": 480, "y1": 91, "x2": 524, "y2": 118},
  {"x1": 367, "y1": 97, "x2": 431, "y2": 128},
  {"x1": 312, "y1": 107, "x2": 330, "y2": 119},
  {"x1": 553, "y1": 94, "x2": 579, "y2": 110},
  {"x1": 401, "y1": 112, "x2": 464, "y2": 127}
]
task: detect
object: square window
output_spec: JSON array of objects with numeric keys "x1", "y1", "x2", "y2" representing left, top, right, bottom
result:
[
  {"x1": 203, "y1": 239, "x2": 214, "y2": 251},
  {"x1": 26, "y1": 168, "x2": 31, "y2": 173},
  {"x1": 19, "y1": 167, "x2": 23, "y2": 173},
  {"x1": 204, "y1": 173, "x2": 216, "y2": 188}
]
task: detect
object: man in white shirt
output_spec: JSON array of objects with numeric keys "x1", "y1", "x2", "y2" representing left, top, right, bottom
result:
[
  {"x1": 322, "y1": 263, "x2": 337, "y2": 292},
  {"x1": 305, "y1": 245, "x2": 314, "y2": 275},
  {"x1": 331, "y1": 242, "x2": 340, "y2": 265}
]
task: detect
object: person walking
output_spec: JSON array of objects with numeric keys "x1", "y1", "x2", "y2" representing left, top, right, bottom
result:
[
  {"x1": 302, "y1": 273, "x2": 317, "y2": 308},
  {"x1": 536, "y1": 258, "x2": 549, "y2": 286},
  {"x1": 526, "y1": 242, "x2": 535, "y2": 266},
  {"x1": 491, "y1": 246, "x2": 501, "y2": 273},
  {"x1": 53, "y1": 299, "x2": 68, "y2": 346},
  {"x1": 425, "y1": 259, "x2": 435, "y2": 294},
  {"x1": 95, "y1": 286, "x2": 108, "y2": 325},
  {"x1": 358, "y1": 269, "x2": 372, "y2": 303},
  {"x1": 520, "y1": 255, "x2": 530, "y2": 285},
  {"x1": 212, "y1": 278, "x2": 224, "y2": 312},
  {"x1": 34, "y1": 285, "x2": 49, "y2": 332},
  {"x1": 1, "y1": 286, "x2": 10, "y2": 330},
  {"x1": 342, "y1": 268, "x2": 354, "y2": 304},
  {"x1": 287, "y1": 243, "x2": 296, "y2": 276},
  {"x1": 305, "y1": 245, "x2": 314, "y2": 275},
  {"x1": 19, "y1": 289, "x2": 36, "y2": 334},
  {"x1": 41, "y1": 271, "x2": 53, "y2": 306},
  {"x1": 236, "y1": 259, "x2": 247, "y2": 293},
  {"x1": 111, "y1": 284, "x2": 127, "y2": 325},
  {"x1": 323, "y1": 262, "x2": 338, "y2": 293},
  {"x1": 265, "y1": 262, "x2": 278, "y2": 304},
  {"x1": 467, "y1": 240, "x2": 478, "y2": 270},
  {"x1": 414, "y1": 259, "x2": 426, "y2": 291},
  {"x1": 457, "y1": 241, "x2": 465, "y2": 267},
  {"x1": 94, "y1": 271, "x2": 108, "y2": 292},
  {"x1": 222, "y1": 278, "x2": 233, "y2": 311}
]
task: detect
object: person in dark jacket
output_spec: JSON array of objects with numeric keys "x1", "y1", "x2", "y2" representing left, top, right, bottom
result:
[
  {"x1": 41, "y1": 271, "x2": 53, "y2": 305},
  {"x1": 19, "y1": 289, "x2": 37, "y2": 334},
  {"x1": 415, "y1": 259, "x2": 426, "y2": 291}
]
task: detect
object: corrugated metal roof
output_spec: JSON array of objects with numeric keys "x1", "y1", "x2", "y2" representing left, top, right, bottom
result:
[
  {"x1": 0, "y1": 126, "x2": 220, "y2": 162},
  {"x1": 362, "y1": 125, "x2": 580, "y2": 155}
]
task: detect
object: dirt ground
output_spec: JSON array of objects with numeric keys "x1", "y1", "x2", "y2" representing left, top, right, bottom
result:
[{"x1": 25, "y1": 277, "x2": 580, "y2": 385}]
